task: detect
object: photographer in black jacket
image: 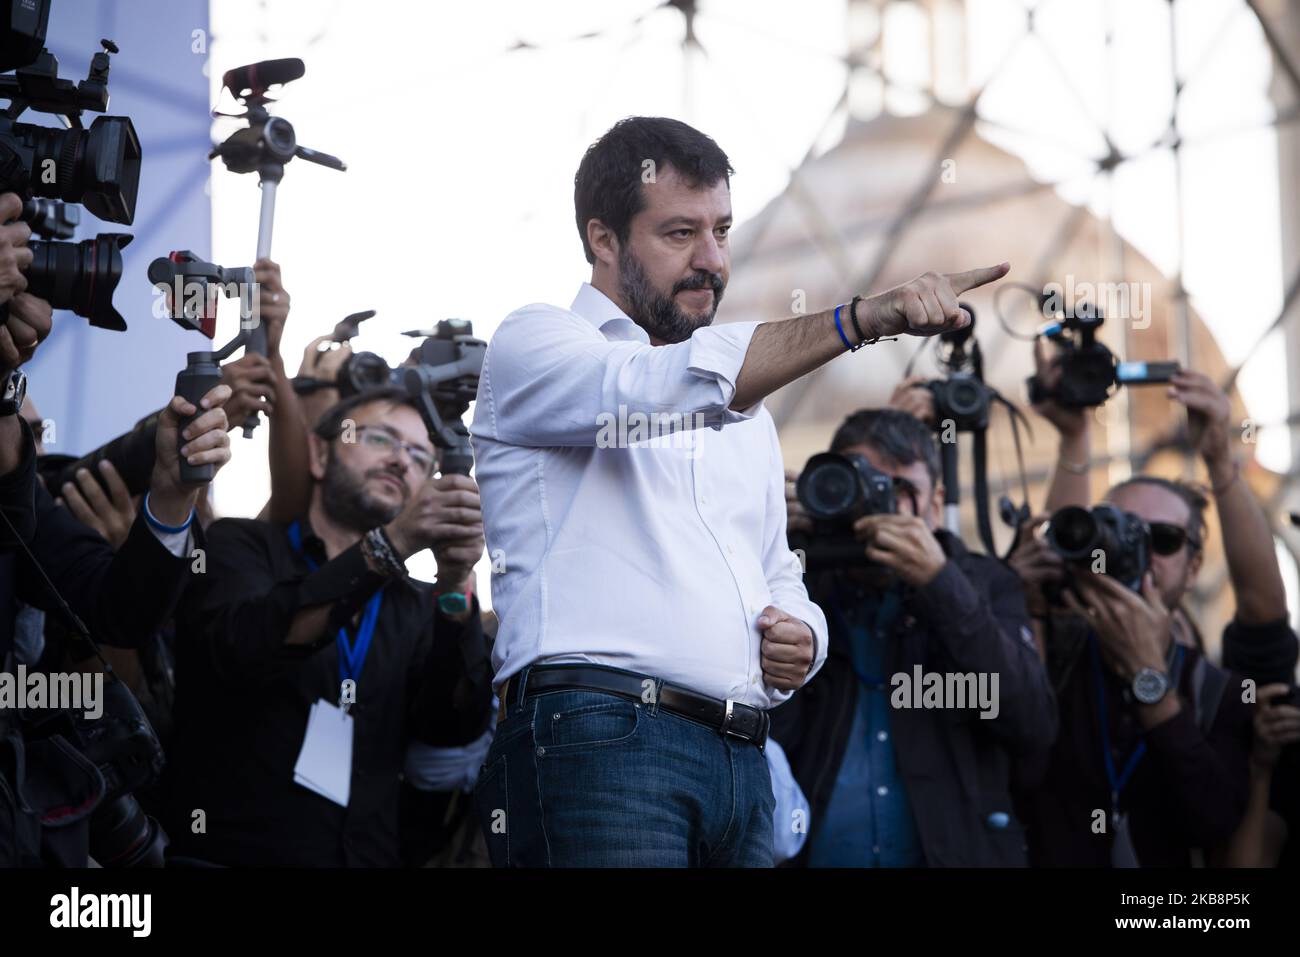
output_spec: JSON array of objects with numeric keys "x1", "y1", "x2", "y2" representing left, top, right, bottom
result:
[
  {"x1": 770, "y1": 408, "x2": 1056, "y2": 866},
  {"x1": 1009, "y1": 349, "x2": 1281, "y2": 866},
  {"x1": 164, "y1": 386, "x2": 493, "y2": 867}
]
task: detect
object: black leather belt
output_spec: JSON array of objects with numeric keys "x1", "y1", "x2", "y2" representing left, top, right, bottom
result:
[{"x1": 501, "y1": 664, "x2": 769, "y2": 750}]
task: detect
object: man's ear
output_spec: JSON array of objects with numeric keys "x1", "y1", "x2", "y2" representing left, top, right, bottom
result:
[
  {"x1": 308, "y1": 432, "x2": 330, "y2": 482},
  {"x1": 1187, "y1": 545, "x2": 1204, "y2": 585},
  {"x1": 929, "y1": 481, "x2": 944, "y2": 527},
  {"x1": 586, "y1": 219, "x2": 619, "y2": 269}
]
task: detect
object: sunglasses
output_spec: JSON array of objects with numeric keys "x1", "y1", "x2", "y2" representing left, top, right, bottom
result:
[{"x1": 1149, "y1": 521, "x2": 1199, "y2": 557}]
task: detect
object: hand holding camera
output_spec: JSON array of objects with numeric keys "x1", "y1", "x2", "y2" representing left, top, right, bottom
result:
[
  {"x1": 0, "y1": 289, "x2": 50, "y2": 378},
  {"x1": 253, "y1": 257, "x2": 290, "y2": 357},
  {"x1": 221, "y1": 352, "x2": 278, "y2": 427},
  {"x1": 149, "y1": 383, "x2": 232, "y2": 525},
  {"x1": 1006, "y1": 513, "x2": 1066, "y2": 618},
  {"x1": 1251, "y1": 684, "x2": 1300, "y2": 772},
  {"x1": 888, "y1": 375, "x2": 936, "y2": 426},
  {"x1": 1063, "y1": 570, "x2": 1171, "y2": 686},
  {"x1": 385, "y1": 474, "x2": 485, "y2": 581},
  {"x1": 1167, "y1": 370, "x2": 1232, "y2": 473},
  {"x1": 0, "y1": 192, "x2": 31, "y2": 307},
  {"x1": 56, "y1": 459, "x2": 136, "y2": 550},
  {"x1": 854, "y1": 513, "x2": 947, "y2": 587}
]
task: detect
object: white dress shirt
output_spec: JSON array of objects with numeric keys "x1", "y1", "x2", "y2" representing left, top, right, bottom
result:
[{"x1": 470, "y1": 283, "x2": 827, "y2": 708}]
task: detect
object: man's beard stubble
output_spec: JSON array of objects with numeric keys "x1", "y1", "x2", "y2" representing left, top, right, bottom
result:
[
  {"x1": 618, "y1": 246, "x2": 725, "y2": 344},
  {"x1": 321, "y1": 451, "x2": 405, "y2": 533}
]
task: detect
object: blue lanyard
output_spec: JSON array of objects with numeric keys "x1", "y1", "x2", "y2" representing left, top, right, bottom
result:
[
  {"x1": 287, "y1": 521, "x2": 383, "y2": 687},
  {"x1": 1088, "y1": 634, "x2": 1184, "y2": 805},
  {"x1": 826, "y1": 583, "x2": 902, "y2": 690}
]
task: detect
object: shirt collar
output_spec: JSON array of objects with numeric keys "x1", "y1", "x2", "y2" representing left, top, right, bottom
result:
[{"x1": 571, "y1": 283, "x2": 649, "y2": 344}]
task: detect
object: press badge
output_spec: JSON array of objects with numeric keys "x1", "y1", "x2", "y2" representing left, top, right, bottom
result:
[{"x1": 293, "y1": 698, "x2": 353, "y2": 807}]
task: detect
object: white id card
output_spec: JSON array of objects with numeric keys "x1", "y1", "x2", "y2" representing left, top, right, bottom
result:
[{"x1": 293, "y1": 699, "x2": 353, "y2": 807}]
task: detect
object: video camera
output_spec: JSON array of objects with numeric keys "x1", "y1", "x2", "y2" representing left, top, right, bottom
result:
[
  {"x1": 0, "y1": 0, "x2": 140, "y2": 329},
  {"x1": 1027, "y1": 295, "x2": 1179, "y2": 408},
  {"x1": 1045, "y1": 503, "x2": 1151, "y2": 593}
]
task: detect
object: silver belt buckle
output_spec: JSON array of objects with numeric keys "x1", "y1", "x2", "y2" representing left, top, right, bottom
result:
[{"x1": 720, "y1": 698, "x2": 749, "y2": 741}]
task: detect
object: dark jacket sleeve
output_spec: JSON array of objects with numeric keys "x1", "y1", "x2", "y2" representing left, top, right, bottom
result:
[
  {"x1": 1221, "y1": 616, "x2": 1298, "y2": 688},
  {"x1": 0, "y1": 416, "x2": 38, "y2": 547},
  {"x1": 1143, "y1": 671, "x2": 1252, "y2": 849},
  {"x1": 406, "y1": 596, "x2": 493, "y2": 747},
  {"x1": 908, "y1": 555, "x2": 1058, "y2": 756},
  {"x1": 177, "y1": 518, "x2": 388, "y2": 686},
  {"x1": 16, "y1": 479, "x2": 191, "y2": 649}
]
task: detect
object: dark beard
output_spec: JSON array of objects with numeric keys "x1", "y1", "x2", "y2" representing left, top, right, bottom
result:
[
  {"x1": 320, "y1": 451, "x2": 404, "y2": 532},
  {"x1": 618, "y1": 246, "x2": 725, "y2": 344}
]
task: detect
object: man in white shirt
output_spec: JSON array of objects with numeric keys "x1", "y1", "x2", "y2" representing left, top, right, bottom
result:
[{"x1": 470, "y1": 116, "x2": 1009, "y2": 866}]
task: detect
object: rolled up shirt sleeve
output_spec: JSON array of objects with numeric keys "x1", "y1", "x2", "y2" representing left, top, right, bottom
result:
[{"x1": 476, "y1": 304, "x2": 763, "y2": 447}]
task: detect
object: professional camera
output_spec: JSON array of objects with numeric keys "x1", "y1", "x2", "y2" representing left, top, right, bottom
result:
[
  {"x1": 0, "y1": 0, "x2": 141, "y2": 329},
  {"x1": 326, "y1": 318, "x2": 487, "y2": 475},
  {"x1": 926, "y1": 304, "x2": 993, "y2": 433},
  {"x1": 1046, "y1": 503, "x2": 1151, "y2": 592},
  {"x1": 789, "y1": 451, "x2": 899, "y2": 573},
  {"x1": 21, "y1": 674, "x2": 168, "y2": 867},
  {"x1": 1027, "y1": 296, "x2": 1179, "y2": 409}
]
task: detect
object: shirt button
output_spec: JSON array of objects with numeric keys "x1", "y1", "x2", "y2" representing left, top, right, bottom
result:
[
  {"x1": 876, "y1": 785, "x2": 889, "y2": 797},
  {"x1": 726, "y1": 544, "x2": 734, "y2": 555},
  {"x1": 700, "y1": 496, "x2": 708, "y2": 505},
  {"x1": 876, "y1": 731, "x2": 888, "y2": 742},
  {"x1": 872, "y1": 844, "x2": 881, "y2": 855}
]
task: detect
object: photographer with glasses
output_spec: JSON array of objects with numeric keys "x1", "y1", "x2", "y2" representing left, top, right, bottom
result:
[
  {"x1": 163, "y1": 386, "x2": 492, "y2": 867},
  {"x1": 1009, "y1": 361, "x2": 1293, "y2": 866}
]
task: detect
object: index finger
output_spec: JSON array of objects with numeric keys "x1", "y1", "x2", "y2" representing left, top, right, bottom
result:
[
  {"x1": 946, "y1": 262, "x2": 1010, "y2": 295},
  {"x1": 0, "y1": 192, "x2": 22, "y2": 223},
  {"x1": 97, "y1": 459, "x2": 133, "y2": 510}
]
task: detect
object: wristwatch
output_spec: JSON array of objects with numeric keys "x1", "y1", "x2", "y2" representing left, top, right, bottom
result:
[
  {"x1": 0, "y1": 370, "x2": 26, "y2": 417},
  {"x1": 435, "y1": 580, "x2": 473, "y2": 615},
  {"x1": 1131, "y1": 667, "x2": 1170, "y2": 705}
]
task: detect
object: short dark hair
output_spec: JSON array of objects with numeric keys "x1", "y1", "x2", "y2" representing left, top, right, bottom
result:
[
  {"x1": 573, "y1": 116, "x2": 734, "y2": 265},
  {"x1": 830, "y1": 408, "x2": 941, "y2": 489},
  {"x1": 1106, "y1": 475, "x2": 1208, "y2": 549},
  {"x1": 313, "y1": 387, "x2": 419, "y2": 442}
]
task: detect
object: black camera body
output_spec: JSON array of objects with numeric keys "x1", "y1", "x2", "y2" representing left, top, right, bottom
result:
[
  {"x1": 789, "y1": 451, "x2": 897, "y2": 573},
  {"x1": 21, "y1": 675, "x2": 168, "y2": 867},
  {"x1": 1046, "y1": 503, "x2": 1151, "y2": 592}
]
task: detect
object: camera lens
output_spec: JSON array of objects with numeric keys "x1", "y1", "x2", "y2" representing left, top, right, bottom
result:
[
  {"x1": 25, "y1": 232, "x2": 132, "y2": 330},
  {"x1": 1047, "y1": 505, "x2": 1099, "y2": 559},
  {"x1": 949, "y1": 379, "x2": 983, "y2": 417},
  {"x1": 799, "y1": 453, "x2": 860, "y2": 520},
  {"x1": 17, "y1": 115, "x2": 141, "y2": 225},
  {"x1": 89, "y1": 795, "x2": 168, "y2": 868}
]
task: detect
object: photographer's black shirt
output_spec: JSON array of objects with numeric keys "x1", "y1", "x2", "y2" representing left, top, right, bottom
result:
[
  {"x1": 164, "y1": 516, "x2": 492, "y2": 867},
  {"x1": 1023, "y1": 617, "x2": 1254, "y2": 867}
]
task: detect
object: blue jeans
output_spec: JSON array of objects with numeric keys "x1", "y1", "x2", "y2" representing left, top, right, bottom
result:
[{"x1": 473, "y1": 682, "x2": 775, "y2": 867}]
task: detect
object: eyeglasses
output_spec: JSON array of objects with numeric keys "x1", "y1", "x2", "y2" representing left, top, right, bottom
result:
[
  {"x1": 353, "y1": 426, "x2": 435, "y2": 475},
  {"x1": 1150, "y1": 521, "x2": 1200, "y2": 556}
]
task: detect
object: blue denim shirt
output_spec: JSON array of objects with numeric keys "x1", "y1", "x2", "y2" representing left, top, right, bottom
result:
[{"x1": 806, "y1": 587, "x2": 925, "y2": 867}]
